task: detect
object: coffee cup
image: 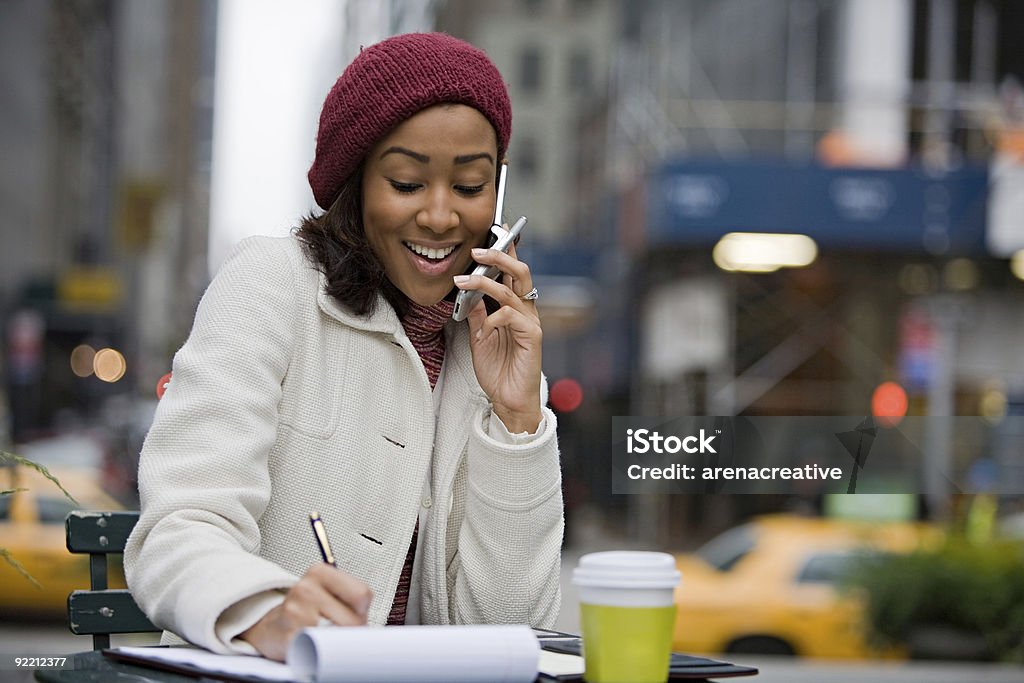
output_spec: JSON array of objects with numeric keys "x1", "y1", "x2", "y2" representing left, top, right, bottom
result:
[{"x1": 572, "y1": 551, "x2": 681, "y2": 683}]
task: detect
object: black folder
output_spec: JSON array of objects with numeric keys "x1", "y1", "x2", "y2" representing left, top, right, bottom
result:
[{"x1": 534, "y1": 630, "x2": 758, "y2": 681}]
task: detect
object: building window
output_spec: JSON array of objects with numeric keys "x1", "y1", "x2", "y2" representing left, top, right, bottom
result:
[
  {"x1": 571, "y1": 0, "x2": 593, "y2": 16},
  {"x1": 568, "y1": 48, "x2": 592, "y2": 95},
  {"x1": 514, "y1": 136, "x2": 539, "y2": 182},
  {"x1": 520, "y1": 46, "x2": 543, "y2": 95}
]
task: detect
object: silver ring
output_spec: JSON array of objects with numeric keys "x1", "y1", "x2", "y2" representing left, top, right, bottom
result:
[{"x1": 520, "y1": 287, "x2": 539, "y2": 301}]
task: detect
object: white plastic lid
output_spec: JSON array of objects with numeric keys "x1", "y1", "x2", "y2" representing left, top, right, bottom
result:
[{"x1": 571, "y1": 551, "x2": 681, "y2": 590}]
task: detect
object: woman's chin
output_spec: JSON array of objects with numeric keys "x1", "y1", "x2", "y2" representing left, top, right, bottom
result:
[{"x1": 404, "y1": 289, "x2": 451, "y2": 308}]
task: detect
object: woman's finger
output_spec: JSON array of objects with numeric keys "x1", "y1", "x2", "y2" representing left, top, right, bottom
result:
[
  {"x1": 458, "y1": 272, "x2": 536, "y2": 315},
  {"x1": 313, "y1": 588, "x2": 368, "y2": 626},
  {"x1": 474, "y1": 304, "x2": 542, "y2": 343},
  {"x1": 465, "y1": 297, "x2": 488, "y2": 334},
  {"x1": 306, "y1": 563, "x2": 372, "y2": 624},
  {"x1": 454, "y1": 272, "x2": 536, "y2": 314},
  {"x1": 470, "y1": 247, "x2": 533, "y2": 297},
  {"x1": 284, "y1": 564, "x2": 371, "y2": 628},
  {"x1": 502, "y1": 240, "x2": 521, "y2": 291},
  {"x1": 320, "y1": 568, "x2": 373, "y2": 621}
]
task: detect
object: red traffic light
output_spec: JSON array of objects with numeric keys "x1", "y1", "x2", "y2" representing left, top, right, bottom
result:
[
  {"x1": 872, "y1": 381, "x2": 908, "y2": 427},
  {"x1": 550, "y1": 378, "x2": 583, "y2": 413}
]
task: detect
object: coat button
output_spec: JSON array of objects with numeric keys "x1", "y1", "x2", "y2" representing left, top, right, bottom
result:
[{"x1": 422, "y1": 496, "x2": 432, "y2": 508}]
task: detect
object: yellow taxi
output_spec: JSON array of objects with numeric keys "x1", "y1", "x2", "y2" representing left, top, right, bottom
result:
[
  {"x1": 0, "y1": 463, "x2": 127, "y2": 616},
  {"x1": 673, "y1": 513, "x2": 940, "y2": 659}
]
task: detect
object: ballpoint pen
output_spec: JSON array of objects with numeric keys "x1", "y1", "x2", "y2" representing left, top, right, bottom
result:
[{"x1": 309, "y1": 511, "x2": 337, "y2": 567}]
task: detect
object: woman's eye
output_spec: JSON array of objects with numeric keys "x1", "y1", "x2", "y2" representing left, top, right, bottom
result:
[
  {"x1": 455, "y1": 184, "x2": 485, "y2": 196},
  {"x1": 389, "y1": 180, "x2": 420, "y2": 193}
]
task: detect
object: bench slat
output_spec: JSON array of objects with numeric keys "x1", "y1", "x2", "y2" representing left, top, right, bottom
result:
[
  {"x1": 68, "y1": 589, "x2": 156, "y2": 635},
  {"x1": 65, "y1": 511, "x2": 140, "y2": 553}
]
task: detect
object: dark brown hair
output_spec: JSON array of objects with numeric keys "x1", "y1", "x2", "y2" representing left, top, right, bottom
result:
[{"x1": 295, "y1": 168, "x2": 414, "y2": 318}]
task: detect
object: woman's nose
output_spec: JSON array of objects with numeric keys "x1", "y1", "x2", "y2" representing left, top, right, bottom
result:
[{"x1": 416, "y1": 188, "x2": 459, "y2": 233}]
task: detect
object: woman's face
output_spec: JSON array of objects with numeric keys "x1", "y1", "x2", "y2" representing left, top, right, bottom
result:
[{"x1": 362, "y1": 103, "x2": 498, "y2": 307}]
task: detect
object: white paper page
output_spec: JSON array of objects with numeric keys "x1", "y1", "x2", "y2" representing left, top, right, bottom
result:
[
  {"x1": 114, "y1": 646, "x2": 299, "y2": 682},
  {"x1": 538, "y1": 650, "x2": 586, "y2": 677},
  {"x1": 287, "y1": 624, "x2": 539, "y2": 683}
]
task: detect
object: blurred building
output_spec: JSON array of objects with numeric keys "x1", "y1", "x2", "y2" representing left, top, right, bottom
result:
[
  {"x1": 603, "y1": 0, "x2": 1024, "y2": 537},
  {"x1": 440, "y1": 0, "x2": 1024, "y2": 539},
  {"x1": 606, "y1": 0, "x2": 1024, "y2": 432},
  {"x1": 343, "y1": 0, "x2": 435, "y2": 65},
  {"x1": 437, "y1": 0, "x2": 617, "y2": 245},
  {"x1": 0, "y1": 0, "x2": 216, "y2": 443}
]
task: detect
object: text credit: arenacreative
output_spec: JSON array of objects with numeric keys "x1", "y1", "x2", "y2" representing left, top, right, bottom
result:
[{"x1": 627, "y1": 464, "x2": 844, "y2": 480}]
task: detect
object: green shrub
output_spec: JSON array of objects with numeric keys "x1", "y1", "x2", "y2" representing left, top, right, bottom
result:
[{"x1": 848, "y1": 537, "x2": 1024, "y2": 662}]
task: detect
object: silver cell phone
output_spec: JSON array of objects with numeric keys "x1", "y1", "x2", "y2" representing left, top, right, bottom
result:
[
  {"x1": 452, "y1": 215, "x2": 527, "y2": 322},
  {"x1": 450, "y1": 160, "x2": 524, "y2": 323}
]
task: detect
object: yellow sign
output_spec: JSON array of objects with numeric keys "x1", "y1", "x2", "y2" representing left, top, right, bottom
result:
[
  {"x1": 57, "y1": 267, "x2": 122, "y2": 310},
  {"x1": 117, "y1": 180, "x2": 164, "y2": 250}
]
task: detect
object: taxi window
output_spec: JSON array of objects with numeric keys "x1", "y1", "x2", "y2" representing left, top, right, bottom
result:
[
  {"x1": 696, "y1": 525, "x2": 756, "y2": 572},
  {"x1": 36, "y1": 495, "x2": 78, "y2": 524},
  {"x1": 0, "y1": 495, "x2": 10, "y2": 520},
  {"x1": 796, "y1": 552, "x2": 854, "y2": 584}
]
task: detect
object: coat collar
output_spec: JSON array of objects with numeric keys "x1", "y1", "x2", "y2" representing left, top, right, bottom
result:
[
  {"x1": 314, "y1": 270, "x2": 486, "y2": 404},
  {"x1": 315, "y1": 273, "x2": 401, "y2": 335}
]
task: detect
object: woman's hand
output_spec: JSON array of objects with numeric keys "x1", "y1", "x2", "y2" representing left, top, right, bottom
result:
[
  {"x1": 453, "y1": 242, "x2": 543, "y2": 434},
  {"x1": 240, "y1": 563, "x2": 373, "y2": 661}
]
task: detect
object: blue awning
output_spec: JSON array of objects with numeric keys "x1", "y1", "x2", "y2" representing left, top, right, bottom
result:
[{"x1": 648, "y1": 160, "x2": 989, "y2": 254}]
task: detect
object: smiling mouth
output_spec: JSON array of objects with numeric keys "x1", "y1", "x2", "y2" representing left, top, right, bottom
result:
[{"x1": 403, "y1": 241, "x2": 458, "y2": 261}]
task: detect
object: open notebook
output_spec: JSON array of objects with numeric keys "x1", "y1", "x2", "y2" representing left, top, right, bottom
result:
[
  {"x1": 106, "y1": 625, "x2": 540, "y2": 683},
  {"x1": 105, "y1": 626, "x2": 758, "y2": 682}
]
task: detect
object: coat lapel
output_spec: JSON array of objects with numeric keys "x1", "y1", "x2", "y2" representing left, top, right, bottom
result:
[{"x1": 315, "y1": 276, "x2": 400, "y2": 335}]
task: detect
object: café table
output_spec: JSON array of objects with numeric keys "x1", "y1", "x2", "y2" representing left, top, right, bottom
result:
[{"x1": 33, "y1": 647, "x2": 726, "y2": 683}]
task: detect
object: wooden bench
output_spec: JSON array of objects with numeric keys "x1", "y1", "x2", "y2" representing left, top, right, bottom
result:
[{"x1": 65, "y1": 510, "x2": 159, "y2": 650}]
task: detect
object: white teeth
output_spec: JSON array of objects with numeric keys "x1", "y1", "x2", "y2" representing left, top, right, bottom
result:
[{"x1": 404, "y1": 242, "x2": 456, "y2": 260}]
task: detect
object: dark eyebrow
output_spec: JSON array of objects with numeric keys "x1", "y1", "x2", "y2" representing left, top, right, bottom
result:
[
  {"x1": 454, "y1": 152, "x2": 494, "y2": 165},
  {"x1": 379, "y1": 147, "x2": 494, "y2": 166},
  {"x1": 380, "y1": 146, "x2": 429, "y2": 163}
]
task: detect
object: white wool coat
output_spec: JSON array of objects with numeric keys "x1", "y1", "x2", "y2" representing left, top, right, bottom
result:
[{"x1": 124, "y1": 235, "x2": 563, "y2": 653}]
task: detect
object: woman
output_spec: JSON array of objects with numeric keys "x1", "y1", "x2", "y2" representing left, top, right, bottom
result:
[{"x1": 125, "y1": 32, "x2": 563, "y2": 662}]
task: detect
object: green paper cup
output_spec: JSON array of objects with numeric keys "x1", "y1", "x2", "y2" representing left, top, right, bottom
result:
[{"x1": 572, "y1": 551, "x2": 681, "y2": 683}]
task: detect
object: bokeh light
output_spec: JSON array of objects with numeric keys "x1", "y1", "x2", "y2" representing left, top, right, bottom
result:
[
  {"x1": 550, "y1": 378, "x2": 584, "y2": 413},
  {"x1": 93, "y1": 348, "x2": 127, "y2": 383},
  {"x1": 980, "y1": 384, "x2": 1007, "y2": 423},
  {"x1": 156, "y1": 371, "x2": 173, "y2": 399},
  {"x1": 712, "y1": 232, "x2": 818, "y2": 273},
  {"x1": 871, "y1": 381, "x2": 908, "y2": 427},
  {"x1": 70, "y1": 344, "x2": 96, "y2": 377},
  {"x1": 898, "y1": 263, "x2": 937, "y2": 295},
  {"x1": 1011, "y1": 250, "x2": 1024, "y2": 281},
  {"x1": 942, "y1": 258, "x2": 979, "y2": 291}
]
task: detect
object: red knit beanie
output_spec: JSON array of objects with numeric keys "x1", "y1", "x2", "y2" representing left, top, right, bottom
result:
[{"x1": 308, "y1": 32, "x2": 512, "y2": 210}]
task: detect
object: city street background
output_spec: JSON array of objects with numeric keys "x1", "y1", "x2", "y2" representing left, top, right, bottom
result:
[{"x1": 2, "y1": 0, "x2": 1024, "y2": 679}]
